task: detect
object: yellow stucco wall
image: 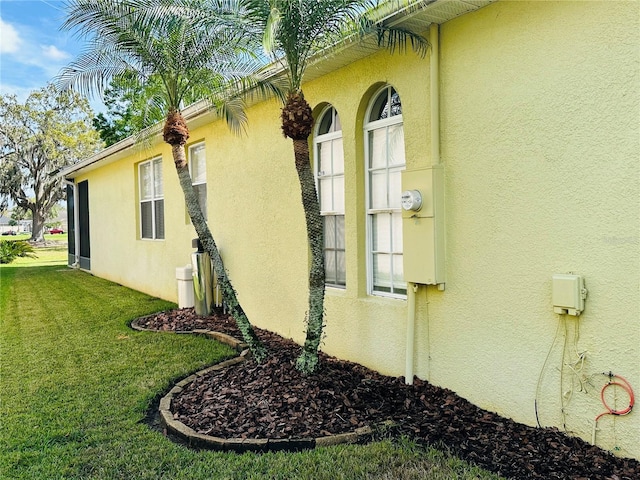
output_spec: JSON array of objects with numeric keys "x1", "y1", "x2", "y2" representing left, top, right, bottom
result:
[
  {"x1": 434, "y1": 0, "x2": 639, "y2": 458},
  {"x1": 72, "y1": 0, "x2": 639, "y2": 459}
]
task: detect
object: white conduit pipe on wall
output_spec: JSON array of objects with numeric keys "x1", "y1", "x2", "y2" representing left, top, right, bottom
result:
[
  {"x1": 405, "y1": 282, "x2": 418, "y2": 384},
  {"x1": 430, "y1": 23, "x2": 441, "y2": 167},
  {"x1": 405, "y1": 24, "x2": 440, "y2": 385}
]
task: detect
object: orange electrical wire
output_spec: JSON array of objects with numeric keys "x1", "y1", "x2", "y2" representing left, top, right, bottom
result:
[{"x1": 595, "y1": 374, "x2": 635, "y2": 423}]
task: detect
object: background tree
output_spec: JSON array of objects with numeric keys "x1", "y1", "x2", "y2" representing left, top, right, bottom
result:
[
  {"x1": 0, "y1": 85, "x2": 103, "y2": 242},
  {"x1": 244, "y1": 0, "x2": 428, "y2": 374},
  {"x1": 58, "y1": 0, "x2": 271, "y2": 361},
  {"x1": 93, "y1": 72, "x2": 187, "y2": 146}
]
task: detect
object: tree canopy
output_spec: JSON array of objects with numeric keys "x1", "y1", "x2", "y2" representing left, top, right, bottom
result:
[
  {"x1": 92, "y1": 72, "x2": 165, "y2": 146},
  {"x1": 0, "y1": 85, "x2": 103, "y2": 242}
]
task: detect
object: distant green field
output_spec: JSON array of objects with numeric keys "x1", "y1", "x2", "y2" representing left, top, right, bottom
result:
[{"x1": 1, "y1": 232, "x2": 68, "y2": 242}]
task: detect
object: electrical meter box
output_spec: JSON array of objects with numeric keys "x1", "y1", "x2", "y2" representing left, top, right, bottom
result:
[{"x1": 401, "y1": 165, "x2": 445, "y2": 286}]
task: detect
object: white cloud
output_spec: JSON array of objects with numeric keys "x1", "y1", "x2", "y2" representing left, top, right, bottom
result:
[
  {"x1": 41, "y1": 45, "x2": 70, "y2": 61},
  {"x1": 0, "y1": 18, "x2": 23, "y2": 54}
]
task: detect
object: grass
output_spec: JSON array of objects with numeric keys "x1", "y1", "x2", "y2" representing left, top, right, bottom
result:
[{"x1": 0, "y1": 247, "x2": 504, "y2": 479}]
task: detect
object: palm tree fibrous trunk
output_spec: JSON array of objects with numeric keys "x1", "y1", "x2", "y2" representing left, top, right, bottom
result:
[
  {"x1": 281, "y1": 91, "x2": 326, "y2": 374},
  {"x1": 292, "y1": 137, "x2": 326, "y2": 374}
]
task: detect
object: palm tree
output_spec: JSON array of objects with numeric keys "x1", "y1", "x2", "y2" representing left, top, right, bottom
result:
[
  {"x1": 243, "y1": 0, "x2": 428, "y2": 374},
  {"x1": 57, "y1": 0, "x2": 270, "y2": 362}
]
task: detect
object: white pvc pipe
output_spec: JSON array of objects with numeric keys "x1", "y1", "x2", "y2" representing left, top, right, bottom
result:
[
  {"x1": 430, "y1": 23, "x2": 440, "y2": 167},
  {"x1": 405, "y1": 282, "x2": 418, "y2": 385}
]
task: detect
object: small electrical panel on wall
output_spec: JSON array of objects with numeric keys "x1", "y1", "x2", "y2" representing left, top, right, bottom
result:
[
  {"x1": 552, "y1": 274, "x2": 587, "y2": 316},
  {"x1": 401, "y1": 165, "x2": 445, "y2": 286}
]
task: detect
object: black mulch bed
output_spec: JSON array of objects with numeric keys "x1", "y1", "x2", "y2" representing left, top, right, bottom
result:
[{"x1": 137, "y1": 308, "x2": 640, "y2": 480}]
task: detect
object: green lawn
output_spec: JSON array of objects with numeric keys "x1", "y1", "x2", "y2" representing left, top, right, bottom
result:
[{"x1": 0, "y1": 248, "x2": 504, "y2": 479}]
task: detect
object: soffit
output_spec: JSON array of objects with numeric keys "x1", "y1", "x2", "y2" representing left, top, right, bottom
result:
[{"x1": 301, "y1": 0, "x2": 495, "y2": 83}]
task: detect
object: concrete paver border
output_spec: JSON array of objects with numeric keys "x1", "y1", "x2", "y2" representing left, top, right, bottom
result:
[{"x1": 131, "y1": 316, "x2": 375, "y2": 452}]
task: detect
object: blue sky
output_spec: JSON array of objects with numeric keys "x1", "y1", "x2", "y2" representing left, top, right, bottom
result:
[{"x1": 0, "y1": 0, "x2": 104, "y2": 110}]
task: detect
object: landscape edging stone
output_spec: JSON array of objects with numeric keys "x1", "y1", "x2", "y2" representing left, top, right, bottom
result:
[{"x1": 131, "y1": 316, "x2": 375, "y2": 452}]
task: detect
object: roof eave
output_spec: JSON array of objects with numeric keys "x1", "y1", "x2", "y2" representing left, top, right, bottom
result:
[{"x1": 62, "y1": 0, "x2": 495, "y2": 179}]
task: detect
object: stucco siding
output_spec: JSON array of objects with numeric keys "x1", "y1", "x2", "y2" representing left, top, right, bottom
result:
[
  {"x1": 437, "y1": 0, "x2": 639, "y2": 458},
  {"x1": 66, "y1": 0, "x2": 639, "y2": 459}
]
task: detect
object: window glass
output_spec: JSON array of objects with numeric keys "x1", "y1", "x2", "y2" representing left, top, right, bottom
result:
[
  {"x1": 315, "y1": 106, "x2": 345, "y2": 288},
  {"x1": 369, "y1": 91, "x2": 389, "y2": 122},
  {"x1": 318, "y1": 111, "x2": 332, "y2": 134},
  {"x1": 325, "y1": 250, "x2": 337, "y2": 285},
  {"x1": 373, "y1": 253, "x2": 391, "y2": 291},
  {"x1": 140, "y1": 202, "x2": 153, "y2": 238},
  {"x1": 389, "y1": 169, "x2": 403, "y2": 209},
  {"x1": 365, "y1": 86, "x2": 406, "y2": 297},
  {"x1": 336, "y1": 249, "x2": 346, "y2": 285},
  {"x1": 319, "y1": 142, "x2": 332, "y2": 175},
  {"x1": 368, "y1": 87, "x2": 402, "y2": 122},
  {"x1": 391, "y1": 212, "x2": 403, "y2": 252},
  {"x1": 154, "y1": 199, "x2": 165, "y2": 239},
  {"x1": 333, "y1": 175, "x2": 345, "y2": 212},
  {"x1": 372, "y1": 214, "x2": 391, "y2": 252},
  {"x1": 370, "y1": 171, "x2": 388, "y2": 209},
  {"x1": 388, "y1": 125, "x2": 405, "y2": 166},
  {"x1": 335, "y1": 215, "x2": 346, "y2": 250},
  {"x1": 320, "y1": 180, "x2": 333, "y2": 211},
  {"x1": 324, "y1": 215, "x2": 336, "y2": 248},
  {"x1": 190, "y1": 144, "x2": 207, "y2": 184},
  {"x1": 139, "y1": 157, "x2": 164, "y2": 240},
  {"x1": 153, "y1": 158, "x2": 163, "y2": 196},
  {"x1": 188, "y1": 142, "x2": 207, "y2": 218},
  {"x1": 393, "y1": 255, "x2": 405, "y2": 289},
  {"x1": 368, "y1": 129, "x2": 388, "y2": 169},
  {"x1": 140, "y1": 162, "x2": 152, "y2": 200},
  {"x1": 194, "y1": 184, "x2": 207, "y2": 217},
  {"x1": 332, "y1": 138, "x2": 344, "y2": 174}
]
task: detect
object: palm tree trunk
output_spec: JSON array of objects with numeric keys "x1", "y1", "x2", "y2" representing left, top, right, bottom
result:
[
  {"x1": 172, "y1": 144, "x2": 267, "y2": 363},
  {"x1": 291, "y1": 138, "x2": 326, "y2": 374}
]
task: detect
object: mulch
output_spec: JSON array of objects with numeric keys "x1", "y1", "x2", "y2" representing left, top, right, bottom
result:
[{"x1": 136, "y1": 308, "x2": 640, "y2": 480}]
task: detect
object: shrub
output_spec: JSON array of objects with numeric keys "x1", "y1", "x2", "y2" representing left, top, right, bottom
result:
[{"x1": 0, "y1": 240, "x2": 37, "y2": 264}]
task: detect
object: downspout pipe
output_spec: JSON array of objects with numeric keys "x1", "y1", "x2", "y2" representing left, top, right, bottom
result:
[
  {"x1": 405, "y1": 282, "x2": 418, "y2": 384},
  {"x1": 430, "y1": 23, "x2": 441, "y2": 167},
  {"x1": 405, "y1": 23, "x2": 440, "y2": 385}
]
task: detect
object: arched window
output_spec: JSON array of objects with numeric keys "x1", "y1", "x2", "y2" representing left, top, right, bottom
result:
[
  {"x1": 364, "y1": 86, "x2": 406, "y2": 297},
  {"x1": 314, "y1": 106, "x2": 345, "y2": 288}
]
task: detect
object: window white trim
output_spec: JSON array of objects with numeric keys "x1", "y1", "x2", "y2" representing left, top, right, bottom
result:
[
  {"x1": 314, "y1": 106, "x2": 346, "y2": 288},
  {"x1": 138, "y1": 156, "x2": 164, "y2": 240},
  {"x1": 139, "y1": 157, "x2": 164, "y2": 240},
  {"x1": 364, "y1": 86, "x2": 406, "y2": 298},
  {"x1": 188, "y1": 142, "x2": 207, "y2": 219}
]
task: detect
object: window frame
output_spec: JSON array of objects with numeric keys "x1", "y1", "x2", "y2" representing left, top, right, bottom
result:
[
  {"x1": 314, "y1": 106, "x2": 346, "y2": 289},
  {"x1": 138, "y1": 156, "x2": 164, "y2": 240},
  {"x1": 364, "y1": 86, "x2": 406, "y2": 298},
  {"x1": 188, "y1": 141, "x2": 207, "y2": 219}
]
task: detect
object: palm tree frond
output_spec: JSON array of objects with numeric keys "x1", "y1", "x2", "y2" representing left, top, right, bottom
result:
[
  {"x1": 374, "y1": 24, "x2": 429, "y2": 58},
  {"x1": 263, "y1": 5, "x2": 282, "y2": 58},
  {"x1": 54, "y1": 46, "x2": 133, "y2": 98}
]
